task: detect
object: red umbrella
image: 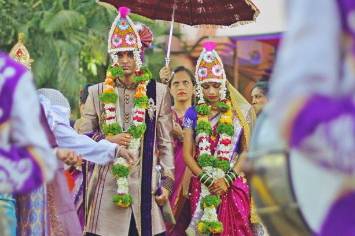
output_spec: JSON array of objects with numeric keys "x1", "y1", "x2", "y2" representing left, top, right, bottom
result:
[
  {"x1": 98, "y1": 0, "x2": 260, "y2": 65},
  {"x1": 98, "y1": 0, "x2": 259, "y2": 26}
]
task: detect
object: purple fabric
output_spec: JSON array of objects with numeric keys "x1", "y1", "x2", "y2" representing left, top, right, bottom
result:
[
  {"x1": 169, "y1": 112, "x2": 185, "y2": 208},
  {"x1": 189, "y1": 176, "x2": 252, "y2": 236},
  {"x1": 168, "y1": 111, "x2": 189, "y2": 235},
  {"x1": 47, "y1": 164, "x2": 82, "y2": 236},
  {"x1": 337, "y1": 0, "x2": 355, "y2": 55},
  {"x1": 141, "y1": 79, "x2": 157, "y2": 235},
  {"x1": 318, "y1": 191, "x2": 355, "y2": 236},
  {"x1": 0, "y1": 146, "x2": 43, "y2": 194},
  {"x1": 183, "y1": 106, "x2": 197, "y2": 129},
  {"x1": 39, "y1": 100, "x2": 82, "y2": 234},
  {"x1": 231, "y1": 33, "x2": 282, "y2": 41},
  {"x1": 0, "y1": 53, "x2": 27, "y2": 124},
  {"x1": 290, "y1": 94, "x2": 355, "y2": 148}
]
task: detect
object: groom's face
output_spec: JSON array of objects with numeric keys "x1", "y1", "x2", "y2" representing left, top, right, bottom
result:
[{"x1": 117, "y1": 51, "x2": 136, "y2": 76}]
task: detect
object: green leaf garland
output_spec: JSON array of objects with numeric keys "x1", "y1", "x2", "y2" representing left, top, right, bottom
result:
[
  {"x1": 112, "y1": 164, "x2": 129, "y2": 178},
  {"x1": 216, "y1": 123, "x2": 234, "y2": 136},
  {"x1": 100, "y1": 92, "x2": 118, "y2": 104},
  {"x1": 108, "y1": 65, "x2": 124, "y2": 78},
  {"x1": 102, "y1": 123, "x2": 122, "y2": 136},
  {"x1": 196, "y1": 103, "x2": 211, "y2": 115},
  {"x1": 196, "y1": 121, "x2": 212, "y2": 135}
]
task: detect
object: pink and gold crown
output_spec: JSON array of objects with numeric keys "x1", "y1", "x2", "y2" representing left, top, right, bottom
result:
[
  {"x1": 195, "y1": 41, "x2": 226, "y2": 84},
  {"x1": 9, "y1": 33, "x2": 33, "y2": 69},
  {"x1": 108, "y1": 7, "x2": 142, "y2": 54}
]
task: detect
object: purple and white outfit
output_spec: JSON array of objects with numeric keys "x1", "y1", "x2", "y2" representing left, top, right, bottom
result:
[
  {"x1": 267, "y1": 0, "x2": 355, "y2": 235},
  {"x1": 17, "y1": 89, "x2": 121, "y2": 236},
  {"x1": 0, "y1": 53, "x2": 57, "y2": 235}
]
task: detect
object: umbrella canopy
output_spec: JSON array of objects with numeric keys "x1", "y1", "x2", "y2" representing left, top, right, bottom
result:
[{"x1": 98, "y1": 0, "x2": 259, "y2": 26}]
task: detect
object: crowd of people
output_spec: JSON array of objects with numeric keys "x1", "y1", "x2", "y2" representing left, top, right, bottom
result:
[{"x1": 1, "y1": 0, "x2": 354, "y2": 235}]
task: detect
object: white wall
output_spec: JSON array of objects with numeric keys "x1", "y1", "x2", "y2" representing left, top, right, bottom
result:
[
  {"x1": 216, "y1": 0, "x2": 286, "y2": 37},
  {"x1": 178, "y1": 0, "x2": 286, "y2": 40}
]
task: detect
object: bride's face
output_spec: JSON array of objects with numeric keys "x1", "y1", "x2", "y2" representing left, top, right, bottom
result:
[{"x1": 201, "y1": 82, "x2": 221, "y2": 104}]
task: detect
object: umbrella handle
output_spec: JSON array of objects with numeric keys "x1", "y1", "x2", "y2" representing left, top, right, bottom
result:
[
  {"x1": 165, "y1": 3, "x2": 176, "y2": 67},
  {"x1": 165, "y1": 57, "x2": 171, "y2": 67}
]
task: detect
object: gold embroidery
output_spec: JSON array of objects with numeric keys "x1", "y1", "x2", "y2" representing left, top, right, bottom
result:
[{"x1": 47, "y1": 182, "x2": 66, "y2": 236}]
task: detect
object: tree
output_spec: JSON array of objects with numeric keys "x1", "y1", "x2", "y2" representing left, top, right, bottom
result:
[{"x1": 0, "y1": 0, "x2": 167, "y2": 116}]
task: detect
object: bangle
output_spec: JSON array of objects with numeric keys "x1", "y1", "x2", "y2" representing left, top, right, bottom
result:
[
  {"x1": 225, "y1": 170, "x2": 238, "y2": 185},
  {"x1": 204, "y1": 176, "x2": 214, "y2": 188},
  {"x1": 223, "y1": 177, "x2": 231, "y2": 188},
  {"x1": 224, "y1": 174, "x2": 233, "y2": 184},
  {"x1": 228, "y1": 169, "x2": 238, "y2": 179},
  {"x1": 199, "y1": 171, "x2": 215, "y2": 187},
  {"x1": 198, "y1": 172, "x2": 209, "y2": 182}
]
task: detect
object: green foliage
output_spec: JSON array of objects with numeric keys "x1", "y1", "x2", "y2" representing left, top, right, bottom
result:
[
  {"x1": 133, "y1": 66, "x2": 153, "y2": 83},
  {"x1": 196, "y1": 120, "x2": 212, "y2": 135},
  {"x1": 99, "y1": 92, "x2": 118, "y2": 104},
  {"x1": 217, "y1": 101, "x2": 230, "y2": 113},
  {"x1": 108, "y1": 64, "x2": 124, "y2": 78},
  {"x1": 0, "y1": 0, "x2": 168, "y2": 116},
  {"x1": 112, "y1": 193, "x2": 133, "y2": 207},
  {"x1": 201, "y1": 195, "x2": 221, "y2": 208},
  {"x1": 196, "y1": 104, "x2": 211, "y2": 116},
  {"x1": 112, "y1": 164, "x2": 129, "y2": 178},
  {"x1": 134, "y1": 96, "x2": 149, "y2": 108},
  {"x1": 215, "y1": 159, "x2": 230, "y2": 172},
  {"x1": 102, "y1": 123, "x2": 122, "y2": 136},
  {"x1": 198, "y1": 154, "x2": 216, "y2": 168},
  {"x1": 199, "y1": 221, "x2": 223, "y2": 234},
  {"x1": 128, "y1": 123, "x2": 147, "y2": 139},
  {"x1": 217, "y1": 123, "x2": 234, "y2": 136}
]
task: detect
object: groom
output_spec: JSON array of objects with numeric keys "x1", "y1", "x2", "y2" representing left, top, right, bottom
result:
[{"x1": 79, "y1": 6, "x2": 174, "y2": 236}]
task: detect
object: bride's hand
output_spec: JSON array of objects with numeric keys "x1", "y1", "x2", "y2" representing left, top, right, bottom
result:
[{"x1": 209, "y1": 178, "x2": 229, "y2": 196}]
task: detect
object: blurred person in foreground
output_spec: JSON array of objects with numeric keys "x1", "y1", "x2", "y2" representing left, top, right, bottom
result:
[
  {"x1": 8, "y1": 33, "x2": 82, "y2": 236},
  {"x1": 265, "y1": 0, "x2": 355, "y2": 235},
  {"x1": 0, "y1": 50, "x2": 57, "y2": 235}
]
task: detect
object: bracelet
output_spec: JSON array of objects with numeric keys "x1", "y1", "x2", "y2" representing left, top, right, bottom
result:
[
  {"x1": 225, "y1": 173, "x2": 234, "y2": 185},
  {"x1": 203, "y1": 176, "x2": 213, "y2": 186},
  {"x1": 198, "y1": 172, "x2": 208, "y2": 182},
  {"x1": 206, "y1": 178, "x2": 214, "y2": 188},
  {"x1": 199, "y1": 171, "x2": 214, "y2": 187},
  {"x1": 228, "y1": 169, "x2": 238, "y2": 179},
  {"x1": 225, "y1": 169, "x2": 238, "y2": 185},
  {"x1": 223, "y1": 177, "x2": 231, "y2": 188}
]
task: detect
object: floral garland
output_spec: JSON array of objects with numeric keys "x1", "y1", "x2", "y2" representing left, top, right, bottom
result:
[
  {"x1": 194, "y1": 99, "x2": 235, "y2": 234},
  {"x1": 100, "y1": 63, "x2": 152, "y2": 208}
]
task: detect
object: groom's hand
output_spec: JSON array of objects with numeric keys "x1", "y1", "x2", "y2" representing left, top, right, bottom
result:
[{"x1": 155, "y1": 187, "x2": 170, "y2": 206}]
